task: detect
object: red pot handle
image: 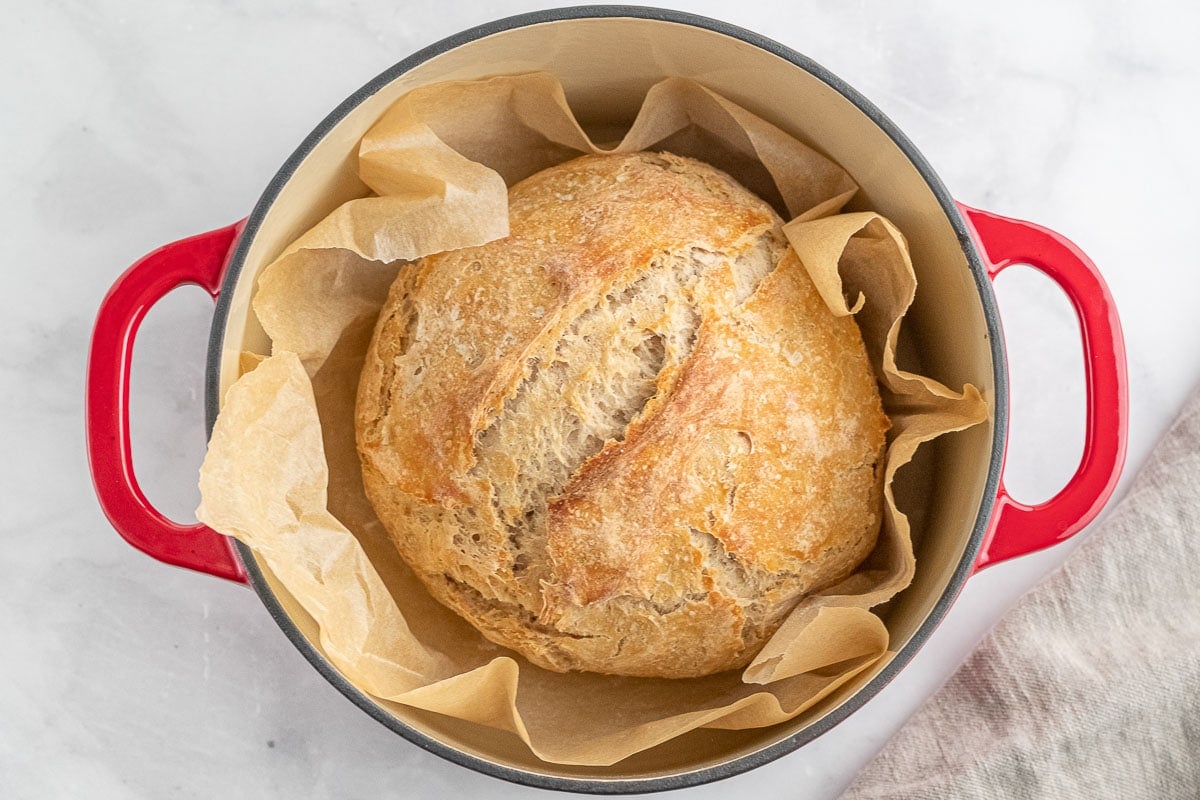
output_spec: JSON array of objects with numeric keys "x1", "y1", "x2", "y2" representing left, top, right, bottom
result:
[
  {"x1": 86, "y1": 223, "x2": 248, "y2": 584},
  {"x1": 961, "y1": 204, "x2": 1128, "y2": 570}
]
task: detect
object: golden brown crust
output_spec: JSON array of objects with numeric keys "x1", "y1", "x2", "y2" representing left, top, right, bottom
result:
[{"x1": 356, "y1": 152, "x2": 888, "y2": 678}]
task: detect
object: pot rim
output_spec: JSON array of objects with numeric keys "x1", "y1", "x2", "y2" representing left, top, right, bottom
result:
[{"x1": 205, "y1": 5, "x2": 1008, "y2": 794}]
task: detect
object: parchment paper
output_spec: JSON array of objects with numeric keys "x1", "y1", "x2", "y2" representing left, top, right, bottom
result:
[{"x1": 197, "y1": 73, "x2": 988, "y2": 766}]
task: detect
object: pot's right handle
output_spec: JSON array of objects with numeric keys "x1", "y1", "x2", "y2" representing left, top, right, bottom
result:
[{"x1": 960, "y1": 204, "x2": 1128, "y2": 570}]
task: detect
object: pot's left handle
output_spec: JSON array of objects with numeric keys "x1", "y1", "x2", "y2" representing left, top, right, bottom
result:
[{"x1": 87, "y1": 223, "x2": 248, "y2": 584}]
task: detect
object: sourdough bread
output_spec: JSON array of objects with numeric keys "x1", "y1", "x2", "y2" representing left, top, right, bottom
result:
[{"x1": 356, "y1": 152, "x2": 888, "y2": 678}]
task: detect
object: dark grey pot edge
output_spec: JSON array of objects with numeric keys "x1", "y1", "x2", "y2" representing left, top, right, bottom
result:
[{"x1": 204, "y1": 5, "x2": 1008, "y2": 794}]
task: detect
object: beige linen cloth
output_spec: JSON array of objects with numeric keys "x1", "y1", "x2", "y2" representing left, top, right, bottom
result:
[{"x1": 843, "y1": 391, "x2": 1200, "y2": 798}]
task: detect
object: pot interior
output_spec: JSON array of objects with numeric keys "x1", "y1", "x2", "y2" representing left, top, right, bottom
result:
[{"x1": 216, "y1": 12, "x2": 998, "y2": 784}]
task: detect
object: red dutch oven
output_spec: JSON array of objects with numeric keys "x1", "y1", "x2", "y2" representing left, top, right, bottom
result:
[{"x1": 85, "y1": 7, "x2": 1127, "y2": 793}]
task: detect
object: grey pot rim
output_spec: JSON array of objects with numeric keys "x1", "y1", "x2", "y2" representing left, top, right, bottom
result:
[{"x1": 205, "y1": 5, "x2": 1008, "y2": 794}]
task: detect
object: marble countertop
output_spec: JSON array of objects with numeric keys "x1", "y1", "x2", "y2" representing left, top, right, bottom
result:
[{"x1": 5, "y1": 1, "x2": 1198, "y2": 797}]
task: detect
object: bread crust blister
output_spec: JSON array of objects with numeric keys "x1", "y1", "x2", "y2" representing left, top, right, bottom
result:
[{"x1": 356, "y1": 152, "x2": 888, "y2": 678}]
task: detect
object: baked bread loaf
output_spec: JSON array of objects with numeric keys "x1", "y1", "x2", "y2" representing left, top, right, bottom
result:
[{"x1": 356, "y1": 152, "x2": 888, "y2": 678}]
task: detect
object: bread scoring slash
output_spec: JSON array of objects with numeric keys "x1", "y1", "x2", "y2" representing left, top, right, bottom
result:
[{"x1": 356, "y1": 152, "x2": 888, "y2": 678}]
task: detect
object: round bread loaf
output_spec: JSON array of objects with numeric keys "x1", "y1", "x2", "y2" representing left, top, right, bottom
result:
[{"x1": 356, "y1": 152, "x2": 888, "y2": 678}]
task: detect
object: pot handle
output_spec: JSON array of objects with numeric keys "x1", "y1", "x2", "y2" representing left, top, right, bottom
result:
[
  {"x1": 86, "y1": 223, "x2": 248, "y2": 584},
  {"x1": 960, "y1": 204, "x2": 1128, "y2": 570}
]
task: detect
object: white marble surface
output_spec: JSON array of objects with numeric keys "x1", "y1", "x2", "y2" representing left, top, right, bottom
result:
[{"x1": 4, "y1": 1, "x2": 1198, "y2": 797}]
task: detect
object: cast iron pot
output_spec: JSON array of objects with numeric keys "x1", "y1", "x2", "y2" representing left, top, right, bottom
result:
[{"x1": 86, "y1": 6, "x2": 1128, "y2": 793}]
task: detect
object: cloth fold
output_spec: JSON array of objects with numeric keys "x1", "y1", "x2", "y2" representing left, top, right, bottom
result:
[{"x1": 842, "y1": 391, "x2": 1200, "y2": 798}]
